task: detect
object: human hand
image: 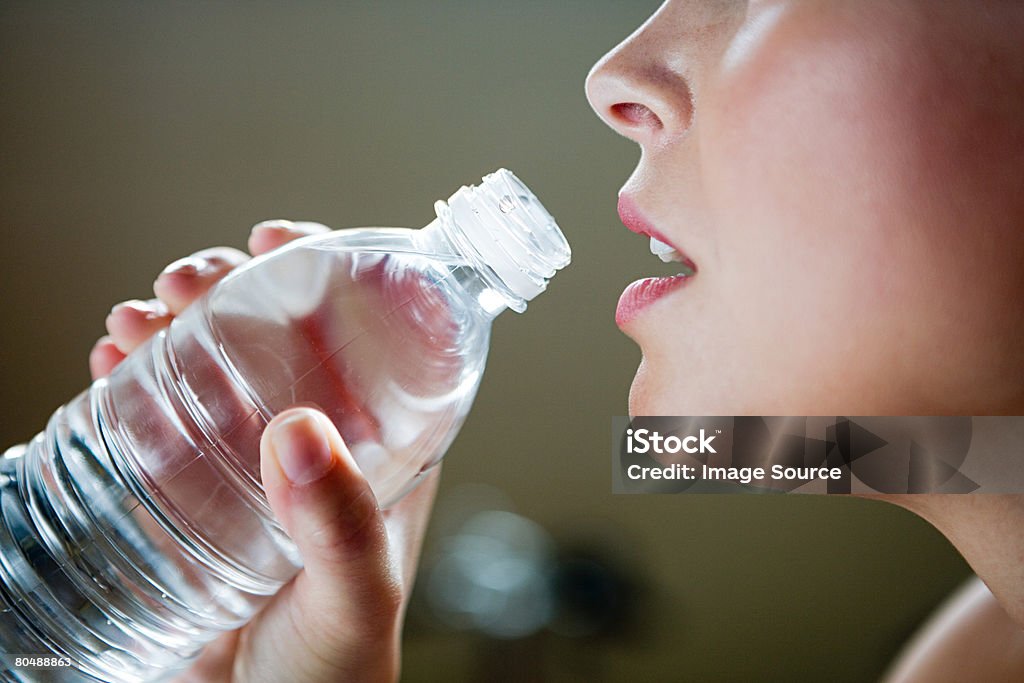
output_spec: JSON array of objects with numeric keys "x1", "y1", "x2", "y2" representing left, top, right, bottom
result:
[{"x1": 92, "y1": 221, "x2": 439, "y2": 682}]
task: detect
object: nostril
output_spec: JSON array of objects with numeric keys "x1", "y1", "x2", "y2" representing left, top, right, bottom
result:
[{"x1": 611, "y1": 102, "x2": 664, "y2": 130}]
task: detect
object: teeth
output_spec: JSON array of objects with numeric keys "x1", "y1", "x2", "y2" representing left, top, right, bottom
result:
[{"x1": 650, "y1": 236, "x2": 681, "y2": 263}]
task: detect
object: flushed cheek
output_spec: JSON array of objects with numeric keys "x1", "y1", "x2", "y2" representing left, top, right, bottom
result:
[
  {"x1": 692, "y1": 9, "x2": 967, "y2": 408},
  {"x1": 630, "y1": 2, "x2": 1024, "y2": 413}
]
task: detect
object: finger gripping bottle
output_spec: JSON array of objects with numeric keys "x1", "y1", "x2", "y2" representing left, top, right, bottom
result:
[{"x1": 0, "y1": 169, "x2": 570, "y2": 682}]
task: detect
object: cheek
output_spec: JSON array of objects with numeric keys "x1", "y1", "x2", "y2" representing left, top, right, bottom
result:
[{"x1": 696, "y1": 3, "x2": 1022, "y2": 410}]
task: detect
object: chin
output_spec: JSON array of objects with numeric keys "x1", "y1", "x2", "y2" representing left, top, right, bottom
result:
[
  {"x1": 627, "y1": 367, "x2": 647, "y2": 418},
  {"x1": 628, "y1": 356, "x2": 674, "y2": 416},
  {"x1": 629, "y1": 354, "x2": 732, "y2": 416}
]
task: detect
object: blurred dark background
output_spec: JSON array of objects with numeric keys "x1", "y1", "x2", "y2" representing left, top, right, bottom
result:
[{"x1": 0, "y1": 2, "x2": 970, "y2": 681}]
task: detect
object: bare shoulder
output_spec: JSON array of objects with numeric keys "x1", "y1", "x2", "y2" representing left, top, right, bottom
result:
[{"x1": 884, "y1": 577, "x2": 1024, "y2": 683}]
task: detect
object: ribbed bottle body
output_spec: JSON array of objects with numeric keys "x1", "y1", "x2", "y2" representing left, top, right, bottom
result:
[{"x1": 0, "y1": 228, "x2": 492, "y2": 681}]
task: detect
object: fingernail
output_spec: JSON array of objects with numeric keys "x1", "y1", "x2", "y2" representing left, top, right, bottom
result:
[
  {"x1": 161, "y1": 255, "x2": 207, "y2": 278},
  {"x1": 270, "y1": 410, "x2": 334, "y2": 485},
  {"x1": 252, "y1": 219, "x2": 326, "y2": 237},
  {"x1": 290, "y1": 221, "x2": 329, "y2": 234},
  {"x1": 110, "y1": 299, "x2": 169, "y2": 320},
  {"x1": 251, "y1": 219, "x2": 294, "y2": 234}
]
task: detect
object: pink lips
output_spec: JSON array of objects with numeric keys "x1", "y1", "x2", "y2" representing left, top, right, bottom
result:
[
  {"x1": 615, "y1": 196, "x2": 696, "y2": 327},
  {"x1": 616, "y1": 276, "x2": 691, "y2": 326}
]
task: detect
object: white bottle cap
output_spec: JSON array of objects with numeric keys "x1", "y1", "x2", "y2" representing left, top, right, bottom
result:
[{"x1": 437, "y1": 169, "x2": 571, "y2": 306}]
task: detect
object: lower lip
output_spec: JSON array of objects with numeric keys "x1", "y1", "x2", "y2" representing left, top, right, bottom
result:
[{"x1": 616, "y1": 275, "x2": 692, "y2": 327}]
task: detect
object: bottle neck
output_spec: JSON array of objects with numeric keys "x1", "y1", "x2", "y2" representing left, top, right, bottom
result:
[{"x1": 418, "y1": 218, "x2": 520, "y2": 319}]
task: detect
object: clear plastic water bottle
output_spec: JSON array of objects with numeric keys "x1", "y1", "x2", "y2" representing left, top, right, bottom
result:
[{"x1": 0, "y1": 169, "x2": 570, "y2": 682}]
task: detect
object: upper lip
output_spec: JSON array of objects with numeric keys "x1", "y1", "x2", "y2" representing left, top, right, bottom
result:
[{"x1": 617, "y1": 195, "x2": 697, "y2": 271}]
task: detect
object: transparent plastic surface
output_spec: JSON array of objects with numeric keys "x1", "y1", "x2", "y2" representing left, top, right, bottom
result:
[{"x1": 0, "y1": 170, "x2": 570, "y2": 682}]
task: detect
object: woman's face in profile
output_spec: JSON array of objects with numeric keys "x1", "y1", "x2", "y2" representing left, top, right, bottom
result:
[{"x1": 587, "y1": 0, "x2": 1024, "y2": 417}]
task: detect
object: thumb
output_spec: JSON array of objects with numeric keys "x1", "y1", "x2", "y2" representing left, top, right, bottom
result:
[{"x1": 260, "y1": 408, "x2": 403, "y2": 649}]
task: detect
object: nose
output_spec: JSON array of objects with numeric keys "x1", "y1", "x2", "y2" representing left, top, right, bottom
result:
[{"x1": 585, "y1": 12, "x2": 695, "y2": 146}]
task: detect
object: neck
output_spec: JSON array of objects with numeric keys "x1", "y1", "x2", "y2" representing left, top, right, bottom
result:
[{"x1": 878, "y1": 493, "x2": 1024, "y2": 628}]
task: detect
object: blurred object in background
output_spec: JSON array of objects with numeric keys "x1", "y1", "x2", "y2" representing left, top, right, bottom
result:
[
  {"x1": 425, "y1": 509, "x2": 556, "y2": 639},
  {"x1": 413, "y1": 484, "x2": 645, "y2": 682}
]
